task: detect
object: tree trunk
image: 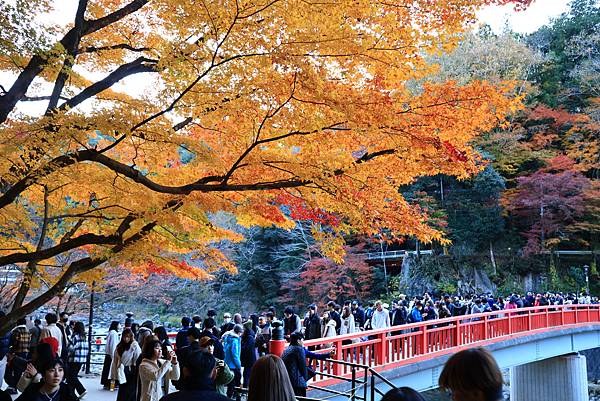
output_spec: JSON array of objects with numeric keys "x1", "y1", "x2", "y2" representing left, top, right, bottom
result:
[
  {"x1": 12, "y1": 186, "x2": 50, "y2": 311},
  {"x1": 489, "y1": 241, "x2": 497, "y2": 275}
]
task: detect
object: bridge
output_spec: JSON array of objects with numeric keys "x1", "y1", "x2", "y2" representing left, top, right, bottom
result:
[
  {"x1": 363, "y1": 250, "x2": 433, "y2": 261},
  {"x1": 300, "y1": 304, "x2": 600, "y2": 401}
]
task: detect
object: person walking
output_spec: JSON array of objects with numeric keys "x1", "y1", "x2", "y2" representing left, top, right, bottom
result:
[
  {"x1": 371, "y1": 301, "x2": 391, "y2": 329},
  {"x1": 339, "y1": 306, "x2": 357, "y2": 344},
  {"x1": 283, "y1": 307, "x2": 302, "y2": 340},
  {"x1": 240, "y1": 322, "x2": 257, "y2": 388},
  {"x1": 111, "y1": 328, "x2": 141, "y2": 401},
  {"x1": 175, "y1": 318, "x2": 191, "y2": 351},
  {"x1": 320, "y1": 312, "x2": 337, "y2": 348},
  {"x1": 44, "y1": 313, "x2": 63, "y2": 356},
  {"x1": 28, "y1": 319, "x2": 42, "y2": 350},
  {"x1": 153, "y1": 326, "x2": 173, "y2": 396},
  {"x1": 138, "y1": 339, "x2": 179, "y2": 401},
  {"x1": 101, "y1": 321, "x2": 120, "y2": 389},
  {"x1": 303, "y1": 305, "x2": 321, "y2": 341},
  {"x1": 222, "y1": 324, "x2": 243, "y2": 397},
  {"x1": 247, "y1": 355, "x2": 296, "y2": 401},
  {"x1": 67, "y1": 321, "x2": 89, "y2": 398}
]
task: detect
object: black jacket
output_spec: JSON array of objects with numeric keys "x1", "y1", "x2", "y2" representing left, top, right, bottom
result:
[
  {"x1": 16, "y1": 382, "x2": 77, "y2": 401},
  {"x1": 328, "y1": 310, "x2": 342, "y2": 333},
  {"x1": 390, "y1": 307, "x2": 408, "y2": 326},
  {"x1": 304, "y1": 314, "x2": 321, "y2": 340},
  {"x1": 240, "y1": 329, "x2": 257, "y2": 368},
  {"x1": 352, "y1": 307, "x2": 365, "y2": 328},
  {"x1": 160, "y1": 380, "x2": 230, "y2": 401}
]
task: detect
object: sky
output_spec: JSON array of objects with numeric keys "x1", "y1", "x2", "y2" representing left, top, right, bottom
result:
[
  {"x1": 2, "y1": 0, "x2": 573, "y2": 116},
  {"x1": 479, "y1": 0, "x2": 571, "y2": 33}
]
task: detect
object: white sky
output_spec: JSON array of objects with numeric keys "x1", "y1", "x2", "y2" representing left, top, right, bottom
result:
[
  {"x1": 2, "y1": 0, "x2": 573, "y2": 117},
  {"x1": 479, "y1": 0, "x2": 571, "y2": 33}
]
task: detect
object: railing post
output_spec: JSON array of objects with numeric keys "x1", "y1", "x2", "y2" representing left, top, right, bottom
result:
[
  {"x1": 455, "y1": 319, "x2": 461, "y2": 347},
  {"x1": 545, "y1": 308, "x2": 549, "y2": 328},
  {"x1": 379, "y1": 331, "x2": 388, "y2": 365},
  {"x1": 527, "y1": 309, "x2": 532, "y2": 331},
  {"x1": 421, "y1": 325, "x2": 428, "y2": 354},
  {"x1": 333, "y1": 339, "x2": 343, "y2": 376},
  {"x1": 351, "y1": 366, "x2": 356, "y2": 401},
  {"x1": 483, "y1": 315, "x2": 488, "y2": 340},
  {"x1": 507, "y1": 311, "x2": 512, "y2": 335},
  {"x1": 575, "y1": 306, "x2": 579, "y2": 324}
]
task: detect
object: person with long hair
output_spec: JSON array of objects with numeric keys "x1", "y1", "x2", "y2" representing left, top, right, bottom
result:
[
  {"x1": 101, "y1": 320, "x2": 120, "y2": 389},
  {"x1": 138, "y1": 339, "x2": 179, "y2": 401},
  {"x1": 16, "y1": 358, "x2": 77, "y2": 401},
  {"x1": 153, "y1": 326, "x2": 173, "y2": 396},
  {"x1": 381, "y1": 387, "x2": 426, "y2": 401},
  {"x1": 67, "y1": 321, "x2": 89, "y2": 398},
  {"x1": 438, "y1": 348, "x2": 504, "y2": 401},
  {"x1": 248, "y1": 355, "x2": 296, "y2": 401},
  {"x1": 111, "y1": 328, "x2": 141, "y2": 401}
]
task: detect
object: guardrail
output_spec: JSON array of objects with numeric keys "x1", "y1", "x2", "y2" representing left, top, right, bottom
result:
[
  {"x1": 364, "y1": 250, "x2": 433, "y2": 260},
  {"x1": 302, "y1": 304, "x2": 600, "y2": 388}
]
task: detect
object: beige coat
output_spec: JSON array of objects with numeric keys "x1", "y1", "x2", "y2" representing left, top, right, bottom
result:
[
  {"x1": 110, "y1": 341, "x2": 141, "y2": 384},
  {"x1": 139, "y1": 358, "x2": 180, "y2": 401}
]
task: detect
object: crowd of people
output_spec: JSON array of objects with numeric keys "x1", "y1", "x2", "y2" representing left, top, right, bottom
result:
[{"x1": 0, "y1": 289, "x2": 593, "y2": 401}]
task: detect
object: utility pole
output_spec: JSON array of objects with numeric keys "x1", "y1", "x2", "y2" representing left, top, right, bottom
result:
[{"x1": 86, "y1": 281, "x2": 95, "y2": 374}]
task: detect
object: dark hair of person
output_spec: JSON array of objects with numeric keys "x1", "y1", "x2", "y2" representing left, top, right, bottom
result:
[
  {"x1": 439, "y1": 348, "x2": 503, "y2": 401},
  {"x1": 109, "y1": 321, "x2": 120, "y2": 331},
  {"x1": 34, "y1": 319, "x2": 41, "y2": 325},
  {"x1": 184, "y1": 350, "x2": 216, "y2": 386},
  {"x1": 39, "y1": 357, "x2": 66, "y2": 374},
  {"x1": 142, "y1": 339, "x2": 161, "y2": 360},
  {"x1": 203, "y1": 318, "x2": 215, "y2": 330},
  {"x1": 181, "y1": 317, "x2": 191, "y2": 327},
  {"x1": 141, "y1": 320, "x2": 154, "y2": 330},
  {"x1": 45, "y1": 313, "x2": 57, "y2": 324},
  {"x1": 131, "y1": 322, "x2": 139, "y2": 335},
  {"x1": 73, "y1": 321, "x2": 86, "y2": 337},
  {"x1": 266, "y1": 312, "x2": 274, "y2": 319},
  {"x1": 59, "y1": 312, "x2": 69, "y2": 319},
  {"x1": 192, "y1": 315, "x2": 202, "y2": 324},
  {"x1": 289, "y1": 332, "x2": 304, "y2": 346},
  {"x1": 283, "y1": 306, "x2": 294, "y2": 315},
  {"x1": 16, "y1": 317, "x2": 26, "y2": 325},
  {"x1": 33, "y1": 343, "x2": 54, "y2": 370},
  {"x1": 381, "y1": 387, "x2": 426, "y2": 401},
  {"x1": 116, "y1": 328, "x2": 134, "y2": 357},
  {"x1": 248, "y1": 355, "x2": 296, "y2": 401},
  {"x1": 154, "y1": 326, "x2": 169, "y2": 343}
]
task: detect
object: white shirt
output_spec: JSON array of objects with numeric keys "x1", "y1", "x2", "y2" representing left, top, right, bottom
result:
[
  {"x1": 371, "y1": 309, "x2": 390, "y2": 329},
  {"x1": 46, "y1": 323, "x2": 63, "y2": 355},
  {"x1": 105, "y1": 329, "x2": 119, "y2": 357},
  {"x1": 340, "y1": 315, "x2": 356, "y2": 335}
]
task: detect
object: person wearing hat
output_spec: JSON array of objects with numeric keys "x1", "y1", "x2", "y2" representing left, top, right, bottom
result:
[
  {"x1": 198, "y1": 337, "x2": 233, "y2": 396},
  {"x1": 200, "y1": 319, "x2": 224, "y2": 360},
  {"x1": 222, "y1": 324, "x2": 243, "y2": 397},
  {"x1": 160, "y1": 351, "x2": 229, "y2": 401}
]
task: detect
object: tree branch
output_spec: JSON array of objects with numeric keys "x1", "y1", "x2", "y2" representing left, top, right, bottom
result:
[{"x1": 58, "y1": 57, "x2": 158, "y2": 112}]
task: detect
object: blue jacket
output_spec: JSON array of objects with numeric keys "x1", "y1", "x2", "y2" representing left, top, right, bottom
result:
[
  {"x1": 410, "y1": 307, "x2": 423, "y2": 323},
  {"x1": 281, "y1": 345, "x2": 329, "y2": 389},
  {"x1": 222, "y1": 331, "x2": 241, "y2": 370},
  {"x1": 0, "y1": 333, "x2": 10, "y2": 359}
]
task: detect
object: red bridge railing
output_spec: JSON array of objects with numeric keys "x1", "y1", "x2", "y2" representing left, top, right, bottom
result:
[{"x1": 302, "y1": 304, "x2": 600, "y2": 386}]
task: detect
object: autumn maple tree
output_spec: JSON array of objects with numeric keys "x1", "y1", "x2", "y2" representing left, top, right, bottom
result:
[{"x1": 0, "y1": 0, "x2": 530, "y2": 333}]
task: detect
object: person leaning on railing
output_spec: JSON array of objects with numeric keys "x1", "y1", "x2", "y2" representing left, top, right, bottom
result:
[{"x1": 281, "y1": 333, "x2": 335, "y2": 398}]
